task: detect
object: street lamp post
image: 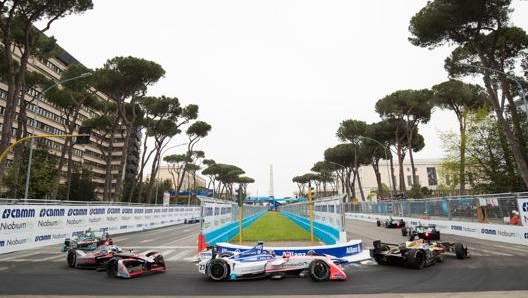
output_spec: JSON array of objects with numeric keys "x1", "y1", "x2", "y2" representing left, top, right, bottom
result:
[
  {"x1": 155, "y1": 142, "x2": 188, "y2": 205},
  {"x1": 458, "y1": 63, "x2": 527, "y2": 113},
  {"x1": 359, "y1": 136, "x2": 393, "y2": 197},
  {"x1": 24, "y1": 73, "x2": 92, "y2": 202}
]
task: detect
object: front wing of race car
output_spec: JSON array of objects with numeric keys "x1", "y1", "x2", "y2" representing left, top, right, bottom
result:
[
  {"x1": 106, "y1": 251, "x2": 166, "y2": 279},
  {"x1": 264, "y1": 255, "x2": 347, "y2": 281}
]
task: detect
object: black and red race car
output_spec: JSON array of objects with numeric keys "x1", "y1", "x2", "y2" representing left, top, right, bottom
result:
[
  {"x1": 66, "y1": 244, "x2": 121, "y2": 269},
  {"x1": 402, "y1": 224, "x2": 441, "y2": 241},
  {"x1": 377, "y1": 217, "x2": 406, "y2": 228},
  {"x1": 105, "y1": 250, "x2": 166, "y2": 279}
]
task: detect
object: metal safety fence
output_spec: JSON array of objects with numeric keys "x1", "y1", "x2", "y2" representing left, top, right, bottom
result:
[{"x1": 344, "y1": 192, "x2": 528, "y2": 224}]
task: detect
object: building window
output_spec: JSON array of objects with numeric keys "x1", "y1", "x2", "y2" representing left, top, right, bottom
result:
[
  {"x1": 407, "y1": 175, "x2": 413, "y2": 186},
  {"x1": 427, "y1": 167, "x2": 437, "y2": 186}
]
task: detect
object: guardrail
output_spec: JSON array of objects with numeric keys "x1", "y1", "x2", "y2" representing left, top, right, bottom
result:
[
  {"x1": 347, "y1": 212, "x2": 528, "y2": 246},
  {"x1": 0, "y1": 204, "x2": 201, "y2": 254},
  {"x1": 345, "y1": 192, "x2": 528, "y2": 225}
]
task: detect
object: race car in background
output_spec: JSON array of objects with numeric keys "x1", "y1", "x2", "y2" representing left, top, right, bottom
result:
[
  {"x1": 370, "y1": 238, "x2": 469, "y2": 269},
  {"x1": 62, "y1": 228, "x2": 113, "y2": 252},
  {"x1": 402, "y1": 224, "x2": 441, "y2": 241},
  {"x1": 106, "y1": 250, "x2": 166, "y2": 279},
  {"x1": 377, "y1": 217, "x2": 406, "y2": 228}
]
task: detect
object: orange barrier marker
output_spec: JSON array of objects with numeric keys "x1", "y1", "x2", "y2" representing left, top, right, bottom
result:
[{"x1": 197, "y1": 233, "x2": 208, "y2": 253}]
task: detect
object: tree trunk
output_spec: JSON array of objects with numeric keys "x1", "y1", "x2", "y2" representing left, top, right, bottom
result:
[{"x1": 481, "y1": 70, "x2": 528, "y2": 189}]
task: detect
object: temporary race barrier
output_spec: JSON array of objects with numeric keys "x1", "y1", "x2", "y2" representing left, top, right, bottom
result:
[{"x1": 0, "y1": 204, "x2": 200, "y2": 254}]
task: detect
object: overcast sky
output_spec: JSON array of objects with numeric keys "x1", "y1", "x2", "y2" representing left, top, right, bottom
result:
[{"x1": 40, "y1": 0, "x2": 528, "y2": 198}]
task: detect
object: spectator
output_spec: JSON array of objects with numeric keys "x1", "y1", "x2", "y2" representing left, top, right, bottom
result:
[{"x1": 508, "y1": 210, "x2": 521, "y2": 225}]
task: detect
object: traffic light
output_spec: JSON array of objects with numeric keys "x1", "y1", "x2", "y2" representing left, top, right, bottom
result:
[
  {"x1": 308, "y1": 182, "x2": 314, "y2": 200},
  {"x1": 235, "y1": 187, "x2": 243, "y2": 207},
  {"x1": 76, "y1": 126, "x2": 91, "y2": 144}
]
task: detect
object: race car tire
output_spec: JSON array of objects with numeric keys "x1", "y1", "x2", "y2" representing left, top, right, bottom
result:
[
  {"x1": 374, "y1": 256, "x2": 387, "y2": 265},
  {"x1": 67, "y1": 250, "x2": 77, "y2": 268},
  {"x1": 406, "y1": 249, "x2": 426, "y2": 269},
  {"x1": 207, "y1": 258, "x2": 230, "y2": 281},
  {"x1": 106, "y1": 258, "x2": 119, "y2": 278},
  {"x1": 454, "y1": 243, "x2": 466, "y2": 259},
  {"x1": 309, "y1": 259, "x2": 330, "y2": 281},
  {"x1": 401, "y1": 227, "x2": 408, "y2": 236},
  {"x1": 154, "y1": 254, "x2": 165, "y2": 266},
  {"x1": 376, "y1": 220, "x2": 381, "y2": 227}
]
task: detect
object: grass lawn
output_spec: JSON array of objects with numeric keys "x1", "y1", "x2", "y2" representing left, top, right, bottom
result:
[{"x1": 230, "y1": 211, "x2": 315, "y2": 242}]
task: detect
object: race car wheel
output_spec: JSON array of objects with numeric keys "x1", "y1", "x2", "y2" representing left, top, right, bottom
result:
[
  {"x1": 376, "y1": 220, "x2": 381, "y2": 227},
  {"x1": 154, "y1": 254, "x2": 165, "y2": 265},
  {"x1": 406, "y1": 249, "x2": 426, "y2": 269},
  {"x1": 401, "y1": 227, "x2": 408, "y2": 236},
  {"x1": 106, "y1": 259, "x2": 119, "y2": 278},
  {"x1": 67, "y1": 251, "x2": 77, "y2": 268},
  {"x1": 207, "y1": 258, "x2": 230, "y2": 281},
  {"x1": 309, "y1": 259, "x2": 330, "y2": 281},
  {"x1": 454, "y1": 243, "x2": 466, "y2": 259}
]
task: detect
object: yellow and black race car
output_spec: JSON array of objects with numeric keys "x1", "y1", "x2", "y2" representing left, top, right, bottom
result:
[{"x1": 369, "y1": 238, "x2": 469, "y2": 269}]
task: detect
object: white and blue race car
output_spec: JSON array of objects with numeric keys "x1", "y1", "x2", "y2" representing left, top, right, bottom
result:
[{"x1": 198, "y1": 242, "x2": 349, "y2": 281}]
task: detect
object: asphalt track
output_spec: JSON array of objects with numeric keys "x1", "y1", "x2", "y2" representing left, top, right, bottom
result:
[{"x1": 0, "y1": 218, "x2": 527, "y2": 298}]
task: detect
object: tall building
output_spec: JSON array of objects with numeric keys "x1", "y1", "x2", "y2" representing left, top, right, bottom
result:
[{"x1": 0, "y1": 50, "x2": 126, "y2": 200}]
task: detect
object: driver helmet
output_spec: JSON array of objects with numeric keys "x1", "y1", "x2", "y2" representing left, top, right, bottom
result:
[{"x1": 307, "y1": 249, "x2": 317, "y2": 256}]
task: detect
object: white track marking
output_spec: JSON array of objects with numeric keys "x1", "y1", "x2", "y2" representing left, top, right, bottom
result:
[{"x1": 167, "y1": 250, "x2": 194, "y2": 261}]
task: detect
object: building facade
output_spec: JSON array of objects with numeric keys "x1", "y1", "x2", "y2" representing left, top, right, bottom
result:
[
  {"x1": 0, "y1": 50, "x2": 126, "y2": 200},
  {"x1": 352, "y1": 158, "x2": 446, "y2": 199}
]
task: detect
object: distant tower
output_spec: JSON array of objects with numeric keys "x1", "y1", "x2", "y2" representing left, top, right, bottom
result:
[{"x1": 269, "y1": 164, "x2": 274, "y2": 197}]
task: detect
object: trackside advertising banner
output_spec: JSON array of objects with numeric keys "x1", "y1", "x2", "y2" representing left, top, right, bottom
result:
[
  {"x1": 346, "y1": 212, "x2": 528, "y2": 246},
  {"x1": 0, "y1": 205, "x2": 200, "y2": 254},
  {"x1": 518, "y1": 198, "x2": 528, "y2": 227},
  {"x1": 314, "y1": 195, "x2": 345, "y2": 232},
  {"x1": 199, "y1": 197, "x2": 236, "y2": 234}
]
